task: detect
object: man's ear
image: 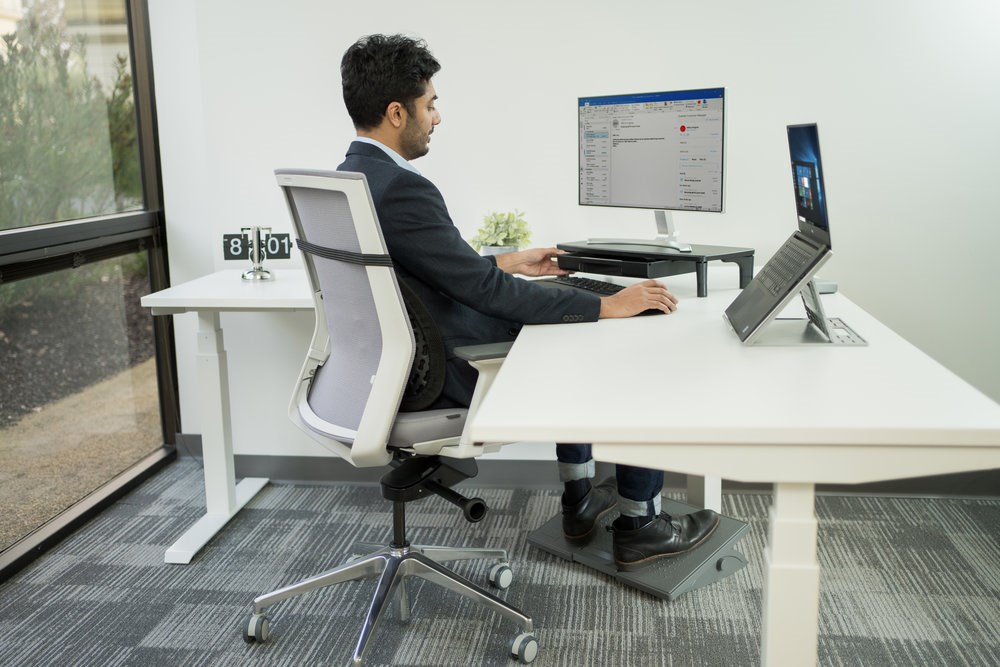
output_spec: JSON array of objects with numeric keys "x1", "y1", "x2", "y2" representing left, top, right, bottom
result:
[{"x1": 385, "y1": 101, "x2": 406, "y2": 128}]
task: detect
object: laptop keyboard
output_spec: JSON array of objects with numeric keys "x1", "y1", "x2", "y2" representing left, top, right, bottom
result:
[{"x1": 757, "y1": 237, "x2": 816, "y2": 296}]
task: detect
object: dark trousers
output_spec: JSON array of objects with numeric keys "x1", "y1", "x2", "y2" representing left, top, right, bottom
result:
[{"x1": 556, "y1": 443, "x2": 663, "y2": 503}]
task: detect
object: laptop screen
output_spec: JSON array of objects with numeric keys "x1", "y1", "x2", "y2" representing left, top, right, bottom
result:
[{"x1": 787, "y1": 124, "x2": 832, "y2": 249}]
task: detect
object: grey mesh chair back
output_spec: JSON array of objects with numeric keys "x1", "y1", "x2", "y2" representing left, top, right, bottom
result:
[{"x1": 277, "y1": 169, "x2": 415, "y2": 467}]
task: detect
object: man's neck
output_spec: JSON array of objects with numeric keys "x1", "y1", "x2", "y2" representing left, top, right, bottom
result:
[
  {"x1": 357, "y1": 128, "x2": 403, "y2": 157},
  {"x1": 355, "y1": 134, "x2": 420, "y2": 175}
]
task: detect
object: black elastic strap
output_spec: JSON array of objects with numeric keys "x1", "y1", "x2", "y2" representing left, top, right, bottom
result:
[{"x1": 296, "y1": 238, "x2": 393, "y2": 267}]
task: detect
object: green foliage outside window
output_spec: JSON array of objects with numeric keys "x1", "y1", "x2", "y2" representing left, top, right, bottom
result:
[
  {"x1": 0, "y1": 0, "x2": 146, "y2": 306},
  {"x1": 0, "y1": 0, "x2": 142, "y2": 232}
]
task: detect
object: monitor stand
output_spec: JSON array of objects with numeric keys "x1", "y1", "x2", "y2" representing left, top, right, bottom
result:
[{"x1": 586, "y1": 210, "x2": 693, "y2": 253}]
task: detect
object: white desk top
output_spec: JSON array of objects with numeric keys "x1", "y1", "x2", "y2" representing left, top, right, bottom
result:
[
  {"x1": 140, "y1": 269, "x2": 312, "y2": 314},
  {"x1": 469, "y1": 274, "x2": 1000, "y2": 485}
]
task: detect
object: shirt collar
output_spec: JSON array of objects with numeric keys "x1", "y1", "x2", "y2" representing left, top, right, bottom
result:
[{"x1": 354, "y1": 136, "x2": 421, "y2": 175}]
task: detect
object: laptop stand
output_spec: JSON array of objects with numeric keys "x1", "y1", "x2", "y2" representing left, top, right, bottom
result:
[
  {"x1": 750, "y1": 280, "x2": 867, "y2": 346},
  {"x1": 527, "y1": 498, "x2": 750, "y2": 600}
]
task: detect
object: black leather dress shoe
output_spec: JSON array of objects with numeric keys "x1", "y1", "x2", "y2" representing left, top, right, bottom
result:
[
  {"x1": 611, "y1": 510, "x2": 720, "y2": 571},
  {"x1": 562, "y1": 478, "x2": 618, "y2": 543}
]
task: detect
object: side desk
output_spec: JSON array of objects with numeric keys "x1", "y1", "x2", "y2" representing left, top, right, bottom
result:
[
  {"x1": 141, "y1": 269, "x2": 313, "y2": 563},
  {"x1": 467, "y1": 272, "x2": 1000, "y2": 666}
]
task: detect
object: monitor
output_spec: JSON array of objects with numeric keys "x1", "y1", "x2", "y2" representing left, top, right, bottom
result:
[{"x1": 578, "y1": 87, "x2": 725, "y2": 251}]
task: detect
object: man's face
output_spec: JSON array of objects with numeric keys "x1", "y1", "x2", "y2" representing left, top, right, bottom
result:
[{"x1": 399, "y1": 81, "x2": 440, "y2": 160}]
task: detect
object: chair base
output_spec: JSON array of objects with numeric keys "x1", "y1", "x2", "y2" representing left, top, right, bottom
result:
[
  {"x1": 244, "y1": 457, "x2": 538, "y2": 663},
  {"x1": 527, "y1": 497, "x2": 750, "y2": 600},
  {"x1": 244, "y1": 542, "x2": 537, "y2": 665}
]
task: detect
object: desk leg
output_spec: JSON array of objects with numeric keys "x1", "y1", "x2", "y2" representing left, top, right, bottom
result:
[
  {"x1": 760, "y1": 482, "x2": 820, "y2": 666},
  {"x1": 686, "y1": 475, "x2": 722, "y2": 513},
  {"x1": 165, "y1": 311, "x2": 269, "y2": 564}
]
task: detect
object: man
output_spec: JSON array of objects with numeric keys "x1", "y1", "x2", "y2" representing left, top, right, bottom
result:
[{"x1": 338, "y1": 34, "x2": 718, "y2": 571}]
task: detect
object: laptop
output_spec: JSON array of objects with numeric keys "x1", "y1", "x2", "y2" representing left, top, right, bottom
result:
[{"x1": 723, "y1": 123, "x2": 865, "y2": 346}]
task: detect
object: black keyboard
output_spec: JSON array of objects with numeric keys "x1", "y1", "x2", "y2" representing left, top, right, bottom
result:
[
  {"x1": 536, "y1": 276, "x2": 663, "y2": 316},
  {"x1": 541, "y1": 275, "x2": 624, "y2": 296}
]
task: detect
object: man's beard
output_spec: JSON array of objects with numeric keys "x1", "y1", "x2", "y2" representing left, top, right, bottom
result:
[{"x1": 400, "y1": 118, "x2": 430, "y2": 160}]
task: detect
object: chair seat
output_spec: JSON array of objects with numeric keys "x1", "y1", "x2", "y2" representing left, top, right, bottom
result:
[{"x1": 388, "y1": 408, "x2": 468, "y2": 449}]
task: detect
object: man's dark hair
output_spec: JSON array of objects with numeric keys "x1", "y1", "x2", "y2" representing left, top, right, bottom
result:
[{"x1": 341, "y1": 34, "x2": 441, "y2": 130}]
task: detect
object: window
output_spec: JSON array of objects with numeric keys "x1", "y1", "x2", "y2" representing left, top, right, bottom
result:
[
  {"x1": 0, "y1": 0, "x2": 174, "y2": 579},
  {"x1": 0, "y1": 252, "x2": 162, "y2": 553},
  {"x1": 1, "y1": 0, "x2": 143, "y2": 229}
]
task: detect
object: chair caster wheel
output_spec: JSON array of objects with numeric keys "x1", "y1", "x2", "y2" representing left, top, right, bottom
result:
[
  {"x1": 489, "y1": 562, "x2": 513, "y2": 590},
  {"x1": 243, "y1": 613, "x2": 269, "y2": 644},
  {"x1": 510, "y1": 632, "x2": 538, "y2": 664}
]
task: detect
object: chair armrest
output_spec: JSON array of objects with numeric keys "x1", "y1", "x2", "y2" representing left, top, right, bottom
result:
[
  {"x1": 432, "y1": 341, "x2": 513, "y2": 457},
  {"x1": 453, "y1": 341, "x2": 513, "y2": 362}
]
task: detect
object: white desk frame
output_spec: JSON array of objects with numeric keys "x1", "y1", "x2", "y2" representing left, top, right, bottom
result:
[
  {"x1": 141, "y1": 269, "x2": 313, "y2": 563},
  {"x1": 468, "y1": 273, "x2": 1000, "y2": 666}
]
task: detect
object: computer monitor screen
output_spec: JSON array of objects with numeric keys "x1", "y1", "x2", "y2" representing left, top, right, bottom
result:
[
  {"x1": 578, "y1": 88, "x2": 725, "y2": 212},
  {"x1": 787, "y1": 123, "x2": 830, "y2": 237}
]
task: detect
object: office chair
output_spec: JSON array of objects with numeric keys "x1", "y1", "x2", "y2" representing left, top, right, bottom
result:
[{"x1": 242, "y1": 169, "x2": 538, "y2": 665}]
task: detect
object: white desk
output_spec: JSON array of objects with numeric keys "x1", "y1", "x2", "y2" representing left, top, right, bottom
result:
[
  {"x1": 141, "y1": 269, "x2": 313, "y2": 563},
  {"x1": 468, "y1": 273, "x2": 1000, "y2": 666}
]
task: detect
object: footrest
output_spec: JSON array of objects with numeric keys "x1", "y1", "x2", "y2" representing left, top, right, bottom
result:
[{"x1": 527, "y1": 498, "x2": 750, "y2": 600}]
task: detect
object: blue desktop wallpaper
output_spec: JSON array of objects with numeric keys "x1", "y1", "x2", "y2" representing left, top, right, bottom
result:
[{"x1": 787, "y1": 124, "x2": 830, "y2": 233}]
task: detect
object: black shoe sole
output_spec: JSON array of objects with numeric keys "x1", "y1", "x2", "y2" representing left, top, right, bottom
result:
[{"x1": 613, "y1": 517, "x2": 720, "y2": 572}]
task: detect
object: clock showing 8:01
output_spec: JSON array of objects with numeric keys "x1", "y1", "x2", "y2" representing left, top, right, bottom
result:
[{"x1": 222, "y1": 232, "x2": 292, "y2": 260}]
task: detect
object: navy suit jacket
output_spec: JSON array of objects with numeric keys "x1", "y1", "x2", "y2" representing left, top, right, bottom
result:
[{"x1": 338, "y1": 141, "x2": 600, "y2": 407}]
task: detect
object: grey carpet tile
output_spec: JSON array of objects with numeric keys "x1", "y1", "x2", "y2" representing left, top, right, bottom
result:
[{"x1": 0, "y1": 459, "x2": 998, "y2": 666}]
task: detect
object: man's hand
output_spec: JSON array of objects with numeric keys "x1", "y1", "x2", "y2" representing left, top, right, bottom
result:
[
  {"x1": 495, "y1": 247, "x2": 571, "y2": 277},
  {"x1": 599, "y1": 280, "x2": 678, "y2": 318}
]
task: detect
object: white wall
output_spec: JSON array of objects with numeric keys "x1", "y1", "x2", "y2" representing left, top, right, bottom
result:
[{"x1": 149, "y1": 0, "x2": 1000, "y2": 458}]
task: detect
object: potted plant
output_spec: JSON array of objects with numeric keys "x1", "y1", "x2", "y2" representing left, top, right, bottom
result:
[{"x1": 470, "y1": 210, "x2": 531, "y2": 255}]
